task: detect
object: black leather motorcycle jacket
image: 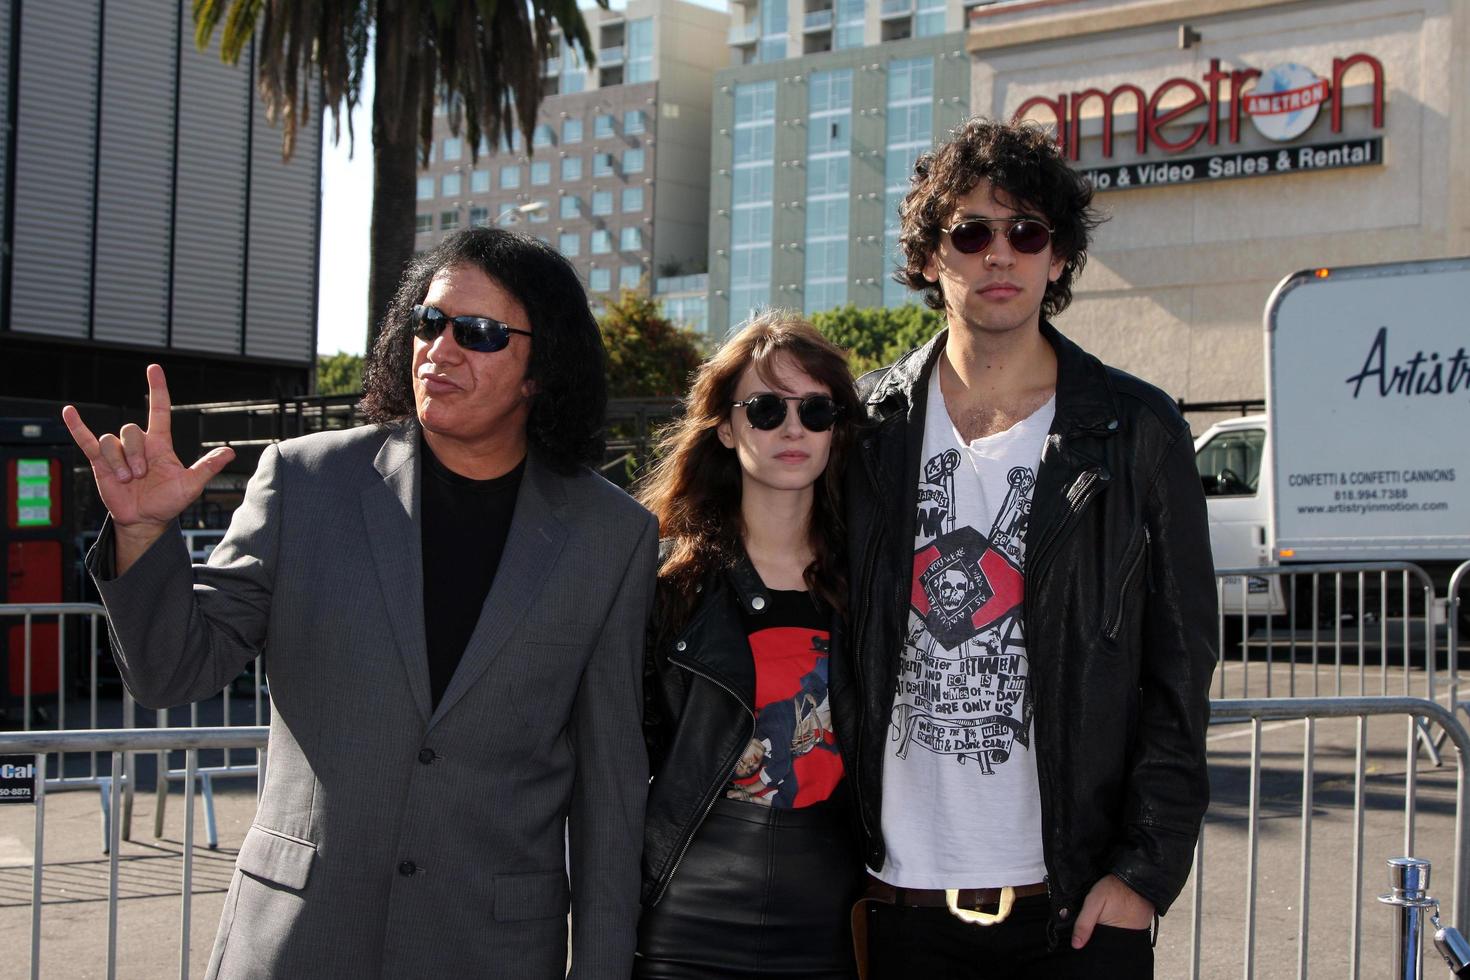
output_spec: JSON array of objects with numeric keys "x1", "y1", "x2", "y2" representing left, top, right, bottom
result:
[
  {"x1": 640, "y1": 553, "x2": 860, "y2": 907},
  {"x1": 844, "y1": 322, "x2": 1217, "y2": 938}
]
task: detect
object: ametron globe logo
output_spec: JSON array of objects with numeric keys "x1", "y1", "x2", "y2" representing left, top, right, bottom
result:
[{"x1": 1244, "y1": 63, "x2": 1331, "y2": 141}]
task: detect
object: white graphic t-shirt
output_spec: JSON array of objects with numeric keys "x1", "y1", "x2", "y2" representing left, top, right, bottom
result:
[{"x1": 873, "y1": 370, "x2": 1055, "y2": 888}]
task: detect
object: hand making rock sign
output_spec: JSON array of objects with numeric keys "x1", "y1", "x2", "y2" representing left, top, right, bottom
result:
[{"x1": 61, "y1": 364, "x2": 235, "y2": 574}]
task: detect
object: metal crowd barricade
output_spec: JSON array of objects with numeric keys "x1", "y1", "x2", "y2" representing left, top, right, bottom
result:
[
  {"x1": 0, "y1": 601, "x2": 268, "y2": 851},
  {"x1": 1182, "y1": 696, "x2": 1469, "y2": 980},
  {"x1": 1452, "y1": 561, "x2": 1470, "y2": 705},
  {"x1": 1, "y1": 726, "x2": 269, "y2": 980},
  {"x1": 0, "y1": 603, "x2": 140, "y2": 844},
  {"x1": 1214, "y1": 563, "x2": 1439, "y2": 703}
]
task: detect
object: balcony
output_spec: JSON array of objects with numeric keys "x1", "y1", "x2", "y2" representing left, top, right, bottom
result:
[
  {"x1": 803, "y1": 9, "x2": 834, "y2": 31},
  {"x1": 600, "y1": 45, "x2": 625, "y2": 66},
  {"x1": 880, "y1": 0, "x2": 913, "y2": 17},
  {"x1": 728, "y1": 22, "x2": 761, "y2": 45}
]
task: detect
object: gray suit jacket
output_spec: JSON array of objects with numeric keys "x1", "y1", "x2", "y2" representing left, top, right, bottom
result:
[{"x1": 90, "y1": 421, "x2": 657, "y2": 979}]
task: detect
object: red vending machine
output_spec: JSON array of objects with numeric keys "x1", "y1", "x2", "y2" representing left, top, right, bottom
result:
[{"x1": 0, "y1": 418, "x2": 77, "y2": 724}]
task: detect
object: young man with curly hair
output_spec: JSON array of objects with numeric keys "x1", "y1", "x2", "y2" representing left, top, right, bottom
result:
[
  {"x1": 844, "y1": 118, "x2": 1217, "y2": 977},
  {"x1": 65, "y1": 228, "x2": 656, "y2": 979}
]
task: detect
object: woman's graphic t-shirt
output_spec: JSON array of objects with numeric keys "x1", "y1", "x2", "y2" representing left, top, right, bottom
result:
[{"x1": 726, "y1": 589, "x2": 843, "y2": 808}]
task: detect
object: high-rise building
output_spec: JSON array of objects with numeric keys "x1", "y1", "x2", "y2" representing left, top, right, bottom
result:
[
  {"x1": 708, "y1": 13, "x2": 972, "y2": 334},
  {"x1": 415, "y1": 0, "x2": 728, "y2": 314},
  {"x1": 0, "y1": 0, "x2": 322, "y2": 408}
]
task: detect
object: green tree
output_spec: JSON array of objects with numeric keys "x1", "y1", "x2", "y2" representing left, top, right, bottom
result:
[
  {"x1": 196, "y1": 0, "x2": 602, "y2": 352},
  {"x1": 810, "y1": 304, "x2": 944, "y2": 376},
  {"x1": 316, "y1": 351, "x2": 364, "y2": 395},
  {"x1": 600, "y1": 289, "x2": 705, "y2": 399}
]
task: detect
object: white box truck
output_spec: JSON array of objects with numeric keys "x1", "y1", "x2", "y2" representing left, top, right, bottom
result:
[{"x1": 1193, "y1": 256, "x2": 1470, "y2": 621}]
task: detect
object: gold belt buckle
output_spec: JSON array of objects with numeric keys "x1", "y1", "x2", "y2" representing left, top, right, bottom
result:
[{"x1": 945, "y1": 885, "x2": 1015, "y2": 926}]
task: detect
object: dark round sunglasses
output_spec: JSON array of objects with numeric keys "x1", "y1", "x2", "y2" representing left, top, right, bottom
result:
[
  {"x1": 941, "y1": 217, "x2": 1054, "y2": 256},
  {"x1": 412, "y1": 304, "x2": 532, "y2": 353},
  {"x1": 731, "y1": 393, "x2": 841, "y2": 432}
]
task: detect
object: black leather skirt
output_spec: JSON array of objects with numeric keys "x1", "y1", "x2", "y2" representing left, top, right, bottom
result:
[{"x1": 634, "y1": 796, "x2": 862, "y2": 979}]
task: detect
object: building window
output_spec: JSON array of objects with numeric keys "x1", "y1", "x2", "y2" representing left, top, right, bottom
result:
[
  {"x1": 559, "y1": 232, "x2": 580, "y2": 256},
  {"x1": 620, "y1": 226, "x2": 642, "y2": 251},
  {"x1": 593, "y1": 152, "x2": 615, "y2": 177},
  {"x1": 416, "y1": 176, "x2": 434, "y2": 200},
  {"x1": 528, "y1": 206, "x2": 549, "y2": 224},
  {"x1": 443, "y1": 136, "x2": 463, "y2": 161},
  {"x1": 594, "y1": 113, "x2": 616, "y2": 138},
  {"x1": 561, "y1": 37, "x2": 587, "y2": 93},
  {"x1": 623, "y1": 147, "x2": 645, "y2": 174},
  {"x1": 500, "y1": 165, "x2": 521, "y2": 189},
  {"x1": 835, "y1": 0, "x2": 865, "y2": 49},
  {"x1": 591, "y1": 229, "x2": 613, "y2": 254},
  {"x1": 561, "y1": 155, "x2": 582, "y2": 181},
  {"x1": 415, "y1": 213, "x2": 433, "y2": 233},
  {"x1": 622, "y1": 187, "x2": 644, "y2": 212},
  {"x1": 590, "y1": 267, "x2": 611, "y2": 292},
  {"x1": 884, "y1": 57, "x2": 934, "y2": 307},
  {"x1": 563, "y1": 118, "x2": 583, "y2": 143},
  {"x1": 729, "y1": 80, "x2": 777, "y2": 329},
  {"x1": 757, "y1": 0, "x2": 788, "y2": 62},
  {"x1": 531, "y1": 161, "x2": 552, "y2": 185},
  {"x1": 916, "y1": 0, "x2": 946, "y2": 36},
  {"x1": 470, "y1": 169, "x2": 491, "y2": 193},
  {"x1": 469, "y1": 206, "x2": 489, "y2": 227},
  {"x1": 592, "y1": 190, "x2": 614, "y2": 216},
  {"x1": 533, "y1": 124, "x2": 555, "y2": 148},
  {"x1": 805, "y1": 69, "x2": 853, "y2": 315},
  {"x1": 626, "y1": 18, "x2": 655, "y2": 83},
  {"x1": 441, "y1": 210, "x2": 460, "y2": 231},
  {"x1": 441, "y1": 173, "x2": 461, "y2": 197},
  {"x1": 620, "y1": 264, "x2": 642, "y2": 289},
  {"x1": 624, "y1": 109, "x2": 646, "y2": 134},
  {"x1": 560, "y1": 195, "x2": 582, "y2": 219}
]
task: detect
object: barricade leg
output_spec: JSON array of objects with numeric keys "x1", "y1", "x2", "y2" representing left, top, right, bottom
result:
[
  {"x1": 99, "y1": 776, "x2": 112, "y2": 854},
  {"x1": 201, "y1": 772, "x2": 218, "y2": 850}
]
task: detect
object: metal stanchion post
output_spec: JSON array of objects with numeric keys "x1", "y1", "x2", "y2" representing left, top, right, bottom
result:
[{"x1": 1379, "y1": 857, "x2": 1436, "y2": 980}]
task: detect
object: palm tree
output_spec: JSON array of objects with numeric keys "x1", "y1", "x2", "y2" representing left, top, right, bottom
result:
[{"x1": 195, "y1": 0, "x2": 601, "y2": 350}]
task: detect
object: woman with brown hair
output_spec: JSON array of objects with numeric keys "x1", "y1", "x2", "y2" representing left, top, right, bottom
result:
[{"x1": 635, "y1": 310, "x2": 864, "y2": 979}]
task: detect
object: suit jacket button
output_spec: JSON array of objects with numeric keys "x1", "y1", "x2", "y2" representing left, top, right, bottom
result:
[
  {"x1": 675, "y1": 641, "x2": 687, "y2": 651},
  {"x1": 1058, "y1": 906, "x2": 1069, "y2": 919},
  {"x1": 751, "y1": 596, "x2": 766, "y2": 611},
  {"x1": 399, "y1": 860, "x2": 417, "y2": 877},
  {"x1": 418, "y1": 748, "x2": 436, "y2": 765}
]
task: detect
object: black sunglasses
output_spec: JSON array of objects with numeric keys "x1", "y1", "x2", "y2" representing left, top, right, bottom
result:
[
  {"x1": 412, "y1": 304, "x2": 532, "y2": 353},
  {"x1": 941, "y1": 217, "x2": 1054, "y2": 255},
  {"x1": 731, "y1": 394, "x2": 841, "y2": 432}
]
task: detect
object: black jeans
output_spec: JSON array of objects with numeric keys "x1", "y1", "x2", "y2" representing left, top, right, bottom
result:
[{"x1": 868, "y1": 895, "x2": 1153, "y2": 980}]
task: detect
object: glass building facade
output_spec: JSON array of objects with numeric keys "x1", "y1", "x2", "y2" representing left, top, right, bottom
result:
[
  {"x1": 883, "y1": 57, "x2": 934, "y2": 308},
  {"x1": 728, "y1": 80, "x2": 776, "y2": 329},
  {"x1": 803, "y1": 69, "x2": 851, "y2": 315},
  {"x1": 709, "y1": 32, "x2": 968, "y2": 336}
]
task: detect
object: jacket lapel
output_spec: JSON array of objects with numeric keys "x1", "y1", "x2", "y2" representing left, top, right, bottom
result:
[
  {"x1": 361, "y1": 422, "x2": 433, "y2": 724},
  {"x1": 428, "y1": 453, "x2": 568, "y2": 726}
]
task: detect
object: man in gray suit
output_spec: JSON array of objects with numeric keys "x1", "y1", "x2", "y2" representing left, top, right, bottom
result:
[{"x1": 62, "y1": 229, "x2": 658, "y2": 978}]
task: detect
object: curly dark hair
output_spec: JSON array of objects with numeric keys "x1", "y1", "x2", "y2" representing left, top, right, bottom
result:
[
  {"x1": 635, "y1": 310, "x2": 862, "y2": 636},
  {"x1": 896, "y1": 117, "x2": 1105, "y2": 319},
  {"x1": 359, "y1": 227, "x2": 606, "y2": 473}
]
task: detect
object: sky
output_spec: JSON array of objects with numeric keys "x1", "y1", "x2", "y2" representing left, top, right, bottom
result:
[{"x1": 314, "y1": 0, "x2": 729, "y2": 356}]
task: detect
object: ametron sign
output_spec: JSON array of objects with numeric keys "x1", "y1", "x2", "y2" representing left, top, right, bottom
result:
[{"x1": 1014, "y1": 54, "x2": 1386, "y2": 190}]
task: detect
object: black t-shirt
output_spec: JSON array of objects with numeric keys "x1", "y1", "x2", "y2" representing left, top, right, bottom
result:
[
  {"x1": 420, "y1": 437, "x2": 525, "y2": 708},
  {"x1": 727, "y1": 588, "x2": 844, "y2": 808}
]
